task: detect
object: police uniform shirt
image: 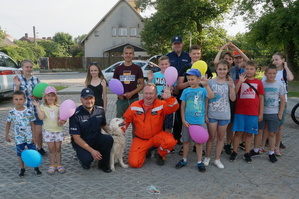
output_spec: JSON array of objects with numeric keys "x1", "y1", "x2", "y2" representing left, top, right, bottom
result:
[
  {"x1": 166, "y1": 51, "x2": 191, "y2": 72},
  {"x1": 69, "y1": 105, "x2": 106, "y2": 144}
]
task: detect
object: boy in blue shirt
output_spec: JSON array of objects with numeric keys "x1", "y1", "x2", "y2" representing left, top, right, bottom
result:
[{"x1": 175, "y1": 69, "x2": 214, "y2": 172}]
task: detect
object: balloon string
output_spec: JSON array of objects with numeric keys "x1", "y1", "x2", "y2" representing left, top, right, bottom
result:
[{"x1": 9, "y1": 142, "x2": 21, "y2": 153}]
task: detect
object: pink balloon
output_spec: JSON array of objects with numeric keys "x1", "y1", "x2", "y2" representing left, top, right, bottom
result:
[
  {"x1": 189, "y1": 125, "x2": 209, "y2": 143},
  {"x1": 109, "y1": 79, "x2": 124, "y2": 95},
  {"x1": 59, "y1": 99, "x2": 76, "y2": 120},
  {"x1": 164, "y1": 66, "x2": 178, "y2": 86}
]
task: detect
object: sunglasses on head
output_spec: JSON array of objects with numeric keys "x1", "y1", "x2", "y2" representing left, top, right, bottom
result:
[{"x1": 89, "y1": 62, "x2": 99, "y2": 66}]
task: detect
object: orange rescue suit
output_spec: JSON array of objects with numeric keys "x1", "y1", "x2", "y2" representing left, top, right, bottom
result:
[{"x1": 124, "y1": 97, "x2": 179, "y2": 168}]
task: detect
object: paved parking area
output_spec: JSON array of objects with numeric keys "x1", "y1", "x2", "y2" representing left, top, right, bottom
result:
[{"x1": 0, "y1": 73, "x2": 298, "y2": 198}]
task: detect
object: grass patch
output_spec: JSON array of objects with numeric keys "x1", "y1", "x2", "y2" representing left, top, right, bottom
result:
[
  {"x1": 288, "y1": 81, "x2": 299, "y2": 97},
  {"x1": 54, "y1": 86, "x2": 67, "y2": 91}
]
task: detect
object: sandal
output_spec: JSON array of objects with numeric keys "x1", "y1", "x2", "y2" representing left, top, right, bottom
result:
[
  {"x1": 47, "y1": 166, "x2": 56, "y2": 175},
  {"x1": 57, "y1": 165, "x2": 66, "y2": 174}
]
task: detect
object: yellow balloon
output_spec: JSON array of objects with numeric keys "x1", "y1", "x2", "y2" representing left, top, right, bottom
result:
[{"x1": 191, "y1": 60, "x2": 207, "y2": 75}]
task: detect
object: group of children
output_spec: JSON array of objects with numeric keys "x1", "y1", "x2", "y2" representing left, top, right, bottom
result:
[
  {"x1": 6, "y1": 60, "x2": 66, "y2": 177},
  {"x1": 5, "y1": 44, "x2": 293, "y2": 177},
  {"x1": 149, "y1": 45, "x2": 293, "y2": 173}
]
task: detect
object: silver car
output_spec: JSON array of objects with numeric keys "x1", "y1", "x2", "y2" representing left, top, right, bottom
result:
[
  {"x1": 0, "y1": 52, "x2": 22, "y2": 98},
  {"x1": 102, "y1": 60, "x2": 160, "y2": 82}
]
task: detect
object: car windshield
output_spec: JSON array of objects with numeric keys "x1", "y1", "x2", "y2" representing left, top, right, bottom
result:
[{"x1": 133, "y1": 62, "x2": 146, "y2": 67}]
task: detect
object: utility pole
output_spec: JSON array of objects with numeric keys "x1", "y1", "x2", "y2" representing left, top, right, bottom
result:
[{"x1": 33, "y1": 26, "x2": 36, "y2": 47}]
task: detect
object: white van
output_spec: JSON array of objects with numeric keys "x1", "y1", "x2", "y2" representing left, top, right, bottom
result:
[{"x1": 0, "y1": 52, "x2": 22, "y2": 98}]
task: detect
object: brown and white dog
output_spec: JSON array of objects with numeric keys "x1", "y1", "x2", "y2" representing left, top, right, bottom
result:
[{"x1": 108, "y1": 118, "x2": 129, "y2": 171}]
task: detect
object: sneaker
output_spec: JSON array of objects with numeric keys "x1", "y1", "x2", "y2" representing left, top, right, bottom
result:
[
  {"x1": 19, "y1": 168, "x2": 25, "y2": 178},
  {"x1": 154, "y1": 151, "x2": 165, "y2": 166},
  {"x1": 34, "y1": 167, "x2": 43, "y2": 176},
  {"x1": 249, "y1": 149, "x2": 260, "y2": 157},
  {"x1": 47, "y1": 166, "x2": 56, "y2": 175},
  {"x1": 260, "y1": 147, "x2": 265, "y2": 153},
  {"x1": 275, "y1": 148, "x2": 282, "y2": 156},
  {"x1": 175, "y1": 159, "x2": 187, "y2": 169},
  {"x1": 244, "y1": 153, "x2": 252, "y2": 163},
  {"x1": 214, "y1": 159, "x2": 224, "y2": 169},
  {"x1": 279, "y1": 142, "x2": 286, "y2": 149},
  {"x1": 57, "y1": 166, "x2": 66, "y2": 174},
  {"x1": 197, "y1": 162, "x2": 206, "y2": 173},
  {"x1": 239, "y1": 142, "x2": 245, "y2": 151},
  {"x1": 203, "y1": 157, "x2": 210, "y2": 166},
  {"x1": 229, "y1": 151, "x2": 237, "y2": 162},
  {"x1": 269, "y1": 154, "x2": 277, "y2": 163},
  {"x1": 38, "y1": 148, "x2": 46, "y2": 156},
  {"x1": 224, "y1": 144, "x2": 232, "y2": 155},
  {"x1": 73, "y1": 153, "x2": 78, "y2": 160}
]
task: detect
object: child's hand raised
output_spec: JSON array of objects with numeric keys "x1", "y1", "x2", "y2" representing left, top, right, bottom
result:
[
  {"x1": 239, "y1": 73, "x2": 247, "y2": 83},
  {"x1": 200, "y1": 74, "x2": 209, "y2": 87},
  {"x1": 226, "y1": 76, "x2": 234, "y2": 87},
  {"x1": 13, "y1": 76, "x2": 20, "y2": 87},
  {"x1": 32, "y1": 100, "x2": 39, "y2": 107},
  {"x1": 161, "y1": 85, "x2": 172, "y2": 99},
  {"x1": 147, "y1": 70, "x2": 154, "y2": 81}
]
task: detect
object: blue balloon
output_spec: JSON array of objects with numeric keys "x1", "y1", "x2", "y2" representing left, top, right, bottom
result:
[{"x1": 21, "y1": 149, "x2": 42, "y2": 167}]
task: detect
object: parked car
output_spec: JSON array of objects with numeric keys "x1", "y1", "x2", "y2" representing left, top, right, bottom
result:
[
  {"x1": 102, "y1": 60, "x2": 160, "y2": 82},
  {"x1": 0, "y1": 52, "x2": 22, "y2": 98},
  {"x1": 148, "y1": 54, "x2": 163, "y2": 65}
]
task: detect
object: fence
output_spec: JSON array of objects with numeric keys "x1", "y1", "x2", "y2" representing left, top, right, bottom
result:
[{"x1": 40, "y1": 56, "x2": 149, "y2": 71}]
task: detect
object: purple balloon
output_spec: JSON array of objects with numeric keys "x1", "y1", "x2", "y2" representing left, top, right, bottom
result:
[
  {"x1": 59, "y1": 99, "x2": 76, "y2": 120},
  {"x1": 189, "y1": 125, "x2": 209, "y2": 144},
  {"x1": 109, "y1": 79, "x2": 124, "y2": 95},
  {"x1": 164, "y1": 66, "x2": 178, "y2": 86}
]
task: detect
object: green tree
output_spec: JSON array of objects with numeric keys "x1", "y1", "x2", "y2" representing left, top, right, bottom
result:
[
  {"x1": 235, "y1": 0, "x2": 299, "y2": 76},
  {"x1": 37, "y1": 40, "x2": 67, "y2": 57},
  {"x1": 140, "y1": 0, "x2": 235, "y2": 55},
  {"x1": 52, "y1": 32, "x2": 75, "y2": 56}
]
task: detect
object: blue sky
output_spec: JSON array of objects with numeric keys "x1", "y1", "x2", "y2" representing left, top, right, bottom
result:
[{"x1": 0, "y1": 0, "x2": 246, "y2": 40}]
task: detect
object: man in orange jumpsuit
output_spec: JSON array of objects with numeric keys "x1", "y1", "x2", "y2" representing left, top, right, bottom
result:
[{"x1": 123, "y1": 83, "x2": 179, "y2": 168}]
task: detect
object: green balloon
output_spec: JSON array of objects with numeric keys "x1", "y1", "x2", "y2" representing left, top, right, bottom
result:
[{"x1": 33, "y1": 83, "x2": 49, "y2": 97}]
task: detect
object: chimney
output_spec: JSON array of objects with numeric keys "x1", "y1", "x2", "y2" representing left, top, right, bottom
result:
[{"x1": 25, "y1": 33, "x2": 29, "y2": 39}]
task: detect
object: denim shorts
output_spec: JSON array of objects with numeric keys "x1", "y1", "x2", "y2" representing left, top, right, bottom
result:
[
  {"x1": 16, "y1": 143, "x2": 36, "y2": 156},
  {"x1": 34, "y1": 112, "x2": 43, "y2": 125},
  {"x1": 208, "y1": 118, "x2": 230, "y2": 126}
]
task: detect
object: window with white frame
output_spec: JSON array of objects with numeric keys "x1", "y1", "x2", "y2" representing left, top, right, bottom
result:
[
  {"x1": 112, "y1": 28, "x2": 117, "y2": 36},
  {"x1": 119, "y1": 28, "x2": 127, "y2": 36},
  {"x1": 130, "y1": 28, "x2": 137, "y2": 37}
]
